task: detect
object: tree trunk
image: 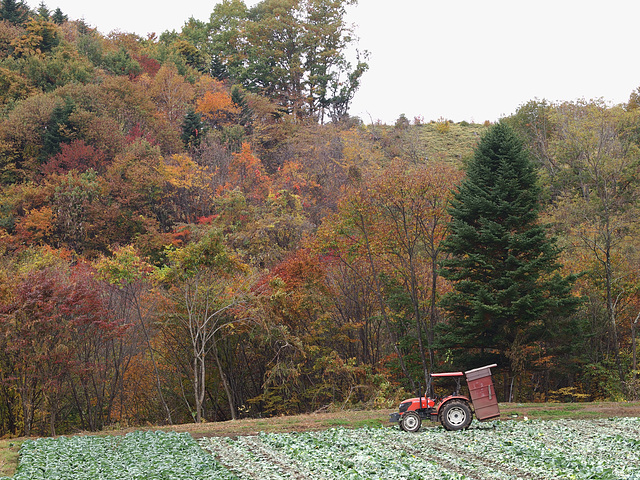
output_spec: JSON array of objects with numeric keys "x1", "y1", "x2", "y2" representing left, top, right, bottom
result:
[
  {"x1": 408, "y1": 262, "x2": 431, "y2": 394},
  {"x1": 49, "y1": 393, "x2": 56, "y2": 437},
  {"x1": 633, "y1": 319, "x2": 637, "y2": 375},
  {"x1": 133, "y1": 291, "x2": 173, "y2": 424},
  {"x1": 604, "y1": 247, "x2": 625, "y2": 390},
  {"x1": 20, "y1": 377, "x2": 36, "y2": 437},
  {"x1": 212, "y1": 341, "x2": 236, "y2": 420},
  {"x1": 357, "y1": 212, "x2": 417, "y2": 393},
  {"x1": 428, "y1": 260, "x2": 438, "y2": 366},
  {"x1": 0, "y1": 381, "x2": 17, "y2": 435},
  {"x1": 193, "y1": 349, "x2": 207, "y2": 423}
]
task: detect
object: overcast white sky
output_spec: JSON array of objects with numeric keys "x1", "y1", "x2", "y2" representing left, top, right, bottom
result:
[{"x1": 25, "y1": 0, "x2": 640, "y2": 124}]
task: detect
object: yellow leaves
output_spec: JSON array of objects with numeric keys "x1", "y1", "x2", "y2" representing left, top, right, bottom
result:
[
  {"x1": 160, "y1": 154, "x2": 207, "y2": 191},
  {"x1": 339, "y1": 127, "x2": 383, "y2": 172},
  {"x1": 146, "y1": 64, "x2": 195, "y2": 126},
  {"x1": 10, "y1": 18, "x2": 60, "y2": 58},
  {"x1": 94, "y1": 245, "x2": 149, "y2": 286},
  {"x1": 12, "y1": 245, "x2": 72, "y2": 278},
  {"x1": 435, "y1": 117, "x2": 451, "y2": 134},
  {"x1": 0, "y1": 67, "x2": 33, "y2": 106}
]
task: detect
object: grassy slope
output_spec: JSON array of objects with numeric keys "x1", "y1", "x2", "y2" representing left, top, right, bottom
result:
[
  {"x1": 369, "y1": 121, "x2": 488, "y2": 165},
  {"x1": 2, "y1": 401, "x2": 639, "y2": 476},
  {"x1": 413, "y1": 122, "x2": 487, "y2": 163}
]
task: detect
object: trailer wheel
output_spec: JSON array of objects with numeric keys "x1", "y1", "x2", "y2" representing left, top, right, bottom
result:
[
  {"x1": 400, "y1": 411, "x2": 421, "y2": 432},
  {"x1": 440, "y1": 401, "x2": 472, "y2": 431}
]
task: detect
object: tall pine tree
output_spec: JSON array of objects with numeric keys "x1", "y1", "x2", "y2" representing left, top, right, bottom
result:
[
  {"x1": 439, "y1": 122, "x2": 578, "y2": 386},
  {"x1": 51, "y1": 7, "x2": 67, "y2": 25},
  {"x1": 181, "y1": 109, "x2": 205, "y2": 149},
  {"x1": 0, "y1": 0, "x2": 30, "y2": 25}
]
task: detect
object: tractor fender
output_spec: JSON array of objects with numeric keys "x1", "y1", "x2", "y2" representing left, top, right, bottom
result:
[{"x1": 435, "y1": 395, "x2": 472, "y2": 414}]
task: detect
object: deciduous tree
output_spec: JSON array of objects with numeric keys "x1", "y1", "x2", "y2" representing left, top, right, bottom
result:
[
  {"x1": 155, "y1": 228, "x2": 251, "y2": 422},
  {"x1": 95, "y1": 245, "x2": 173, "y2": 424},
  {"x1": 206, "y1": 0, "x2": 367, "y2": 122},
  {"x1": 548, "y1": 101, "x2": 640, "y2": 391}
]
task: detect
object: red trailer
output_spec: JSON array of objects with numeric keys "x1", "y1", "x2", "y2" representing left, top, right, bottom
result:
[{"x1": 389, "y1": 364, "x2": 500, "y2": 432}]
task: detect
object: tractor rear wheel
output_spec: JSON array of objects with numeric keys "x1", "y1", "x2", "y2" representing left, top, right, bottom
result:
[
  {"x1": 440, "y1": 401, "x2": 472, "y2": 431},
  {"x1": 400, "y1": 411, "x2": 422, "y2": 432}
]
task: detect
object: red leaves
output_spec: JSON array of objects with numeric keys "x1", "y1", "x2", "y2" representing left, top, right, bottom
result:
[
  {"x1": 42, "y1": 140, "x2": 108, "y2": 176},
  {"x1": 196, "y1": 215, "x2": 214, "y2": 225},
  {"x1": 0, "y1": 262, "x2": 126, "y2": 381},
  {"x1": 134, "y1": 54, "x2": 161, "y2": 77},
  {"x1": 125, "y1": 122, "x2": 158, "y2": 146}
]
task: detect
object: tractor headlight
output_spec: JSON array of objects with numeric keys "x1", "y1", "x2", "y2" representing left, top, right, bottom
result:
[{"x1": 399, "y1": 401, "x2": 411, "y2": 413}]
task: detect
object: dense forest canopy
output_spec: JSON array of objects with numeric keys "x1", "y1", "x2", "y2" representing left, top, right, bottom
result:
[{"x1": 0, "y1": 0, "x2": 639, "y2": 437}]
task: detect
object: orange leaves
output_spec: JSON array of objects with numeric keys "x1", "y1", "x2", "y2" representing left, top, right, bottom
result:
[
  {"x1": 196, "y1": 90, "x2": 239, "y2": 126},
  {"x1": 194, "y1": 77, "x2": 240, "y2": 127},
  {"x1": 14, "y1": 206, "x2": 54, "y2": 245},
  {"x1": 318, "y1": 158, "x2": 465, "y2": 337},
  {"x1": 272, "y1": 160, "x2": 321, "y2": 203},
  {"x1": 224, "y1": 143, "x2": 271, "y2": 202},
  {"x1": 332, "y1": 159, "x2": 463, "y2": 260},
  {"x1": 259, "y1": 247, "x2": 329, "y2": 332}
]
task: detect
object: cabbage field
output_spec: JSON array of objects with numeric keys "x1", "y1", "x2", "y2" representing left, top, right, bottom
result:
[{"x1": 3, "y1": 417, "x2": 640, "y2": 479}]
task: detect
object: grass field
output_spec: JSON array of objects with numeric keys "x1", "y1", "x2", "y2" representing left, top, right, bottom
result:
[
  {"x1": 1, "y1": 402, "x2": 639, "y2": 478},
  {"x1": 369, "y1": 121, "x2": 488, "y2": 165}
]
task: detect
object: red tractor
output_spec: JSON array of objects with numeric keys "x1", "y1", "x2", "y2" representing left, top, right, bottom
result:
[{"x1": 389, "y1": 364, "x2": 500, "y2": 432}]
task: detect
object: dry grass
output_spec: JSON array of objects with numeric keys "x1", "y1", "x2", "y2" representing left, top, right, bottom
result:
[
  {"x1": 0, "y1": 439, "x2": 22, "y2": 478},
  {"x1": 369, "y1": 121, "x2": 488, "y2": 165}
]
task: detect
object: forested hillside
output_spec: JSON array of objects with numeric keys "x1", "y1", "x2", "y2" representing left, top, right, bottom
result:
[{"x1": 0, "y1": 0, "x2": 639, "y2": 437}]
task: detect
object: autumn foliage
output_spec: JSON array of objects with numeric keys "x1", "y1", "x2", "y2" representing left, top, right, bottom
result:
[{"x1": 0, "y1": 1, "x2": 639, "y2": 438}]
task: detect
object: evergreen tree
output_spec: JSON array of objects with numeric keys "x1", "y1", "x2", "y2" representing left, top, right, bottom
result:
[
  {"x1": 36, "y1": 1, "x2": 49, "y2": 19},
  {"x1": 51, "y1": 7, "x2": 67, "y2": 24},
  {"x1": 102, "y1": 47, "x2": 142, "y2": 77},
  {"x1": 210, "y1": 55, "x2": 228, "y2": 81},
  {"x1": 181, "y1": 109, "x2": 205, "y2": 149},
  {"x1": 41, "y1": 99, "x2": 75, "y2": 160},
  {"x1": 231, "y1": 85, "x2": 252, "y2": 129},
  {"x1": 76, "y1": 18, "x2": 91, "y2": 36},
  {"x1": 0, "y1": 0, "x2": 30, "y2": 25},
  {"x1": 438, "y1": 122, "x2": 578, "y2": 378}
]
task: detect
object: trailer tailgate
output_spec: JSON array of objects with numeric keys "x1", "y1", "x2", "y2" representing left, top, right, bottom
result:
[{"x1": 465, "y1": 364, "x2": 500, "y2": 421}]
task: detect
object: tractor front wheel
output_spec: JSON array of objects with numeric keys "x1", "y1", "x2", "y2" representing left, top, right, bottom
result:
[
  {"x1": 400, "y1": 411, "x2": 422, "y2": 432},
  {"x1": 440, "y1": 401, "x2": 472, "y2": 431}
]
